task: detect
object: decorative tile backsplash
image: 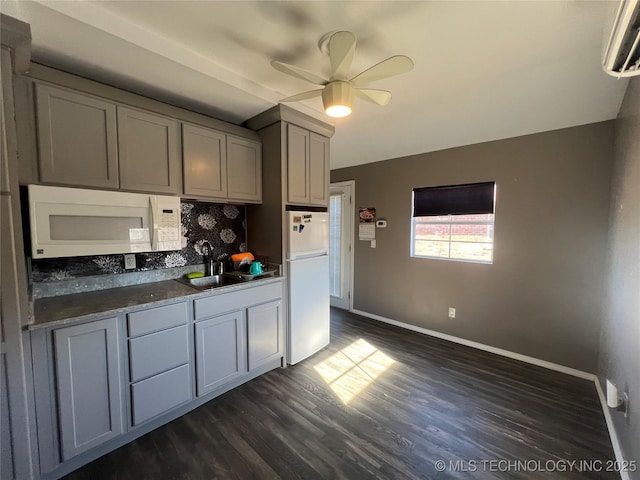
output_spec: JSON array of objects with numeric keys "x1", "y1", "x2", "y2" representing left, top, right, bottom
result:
[{"x1": 31, "y1": 202, "x2": 247, "y2": 283}]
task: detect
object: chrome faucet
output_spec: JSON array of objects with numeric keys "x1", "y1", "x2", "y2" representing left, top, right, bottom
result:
[
  {"x1": 216, "y1": 253, "x2": 228, "y2": 275},
  {"x1": 201, "y1": 241, "x2": 214, "y2": 276}
]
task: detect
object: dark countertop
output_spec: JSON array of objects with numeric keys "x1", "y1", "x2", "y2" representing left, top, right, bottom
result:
[{"x1": 31, "y1": 276, "x2": 283, "y2": 330}]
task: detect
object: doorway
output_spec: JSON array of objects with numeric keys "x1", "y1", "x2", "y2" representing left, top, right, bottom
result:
[{"x1": 329, "y1": 181, "x2": 354, "y2": 310}]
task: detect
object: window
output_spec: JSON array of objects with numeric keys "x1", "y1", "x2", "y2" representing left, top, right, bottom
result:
[
  {"x1": 411, "y1": 182, "x2": 496, "y2": 264},
  {"x1": 329, "y1": 194, "x2": 342, "y2": 297}
]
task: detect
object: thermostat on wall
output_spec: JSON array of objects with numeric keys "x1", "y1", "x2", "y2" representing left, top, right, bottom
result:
[{"x1": 376, "y1": 220, "x2": 387, "y2": 228}]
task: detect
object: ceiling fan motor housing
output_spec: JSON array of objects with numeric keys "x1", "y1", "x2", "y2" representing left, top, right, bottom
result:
[{"x1": 322, "y1": 81, "x2": 354, "y2": 113}]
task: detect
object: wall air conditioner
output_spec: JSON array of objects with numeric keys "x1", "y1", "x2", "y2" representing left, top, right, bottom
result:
[{"x1": 603, "y1": 0, "x2": 640, "y2": 77}]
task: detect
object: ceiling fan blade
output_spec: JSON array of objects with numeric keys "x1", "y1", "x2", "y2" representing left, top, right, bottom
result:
[
  {"x1": 350, "y1": 55, "x2": 414, "y2": 87},
  {"x1": 329, "y1": 31, "x2": 356, "y2": 81},
  {"x1": 271, "y1": 60, "x2": 327, "y2": 86},
  {"x1": 354, "y1": 88, "x2": 392, "y2": 106},
  {"x1": 280, "y1": 89, "x2": 324, "y2": 103}
]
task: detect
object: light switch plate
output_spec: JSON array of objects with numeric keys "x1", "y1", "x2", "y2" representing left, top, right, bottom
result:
[{"x1": 124, "y1": 254, "x2": 136, "y2": 270}]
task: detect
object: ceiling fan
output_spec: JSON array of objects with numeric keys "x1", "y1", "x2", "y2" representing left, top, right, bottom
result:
[{"x1": 271, "y1": 31, "x2": 414, "y2": 118}]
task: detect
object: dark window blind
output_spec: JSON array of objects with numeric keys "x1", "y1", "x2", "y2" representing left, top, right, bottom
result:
[{"x1": 413, "y1": 182, "x2": 495, "y2": 217}]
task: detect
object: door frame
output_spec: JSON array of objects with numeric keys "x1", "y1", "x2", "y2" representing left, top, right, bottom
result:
[{"x1": 329, "y1": 180, "x2": 355, "y2": 311}]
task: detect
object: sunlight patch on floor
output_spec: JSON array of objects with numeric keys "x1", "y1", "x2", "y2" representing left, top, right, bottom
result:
[{"x1": 313, "y1": 338, "x2": 395, "y2": 404}]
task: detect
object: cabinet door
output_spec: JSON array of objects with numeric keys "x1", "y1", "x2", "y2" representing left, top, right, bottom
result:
[
  {"x1": 247, "y1": 300, "x2": 282, "y2": 372},
  {"x1": 35, "y1": 84, "x2": 119, "y2": 188},
  {"x1": 1, "y1": 56, "x2": 10, "y2": 194},
  {"x1": 286, "y1": 123, "x2": 310, "y2": 204},
  {"x1": 182, "y1": 123, "x2": 227, "y2": 199},
  {"x1": 309, "y1": 133, "x2": 329, "y2": 206},
  {"x1": 227, "y1": 136, "x2": 262, "y2": 203},
  {"x1": 194, "y1": 311, "x2": 245, "y2": 396},
  {"x1": 117, "y1": 106, "x2": 180, "y2": 194},
  {"x1": 54, "y1": 317, "x2": 124, "y2": 461}
]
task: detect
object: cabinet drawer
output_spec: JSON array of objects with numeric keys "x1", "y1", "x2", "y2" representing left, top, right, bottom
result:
[
  {"x1": 131, "y1": 364, "x2": 191, "y2": 426},
  {"x1": 128, "y1": 302, "x2": 188, "y2": 337},
  {"x1": 194, "y1": 281, "x2": 282, "y2": 320},
  {"x1": 129, "y1": 325, "x2": 189, "y2": 382}
]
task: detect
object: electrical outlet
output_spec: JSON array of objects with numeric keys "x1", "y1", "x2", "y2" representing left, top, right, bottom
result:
[
  {"x1": 124, "y1": 254, "x2": 136, "y2": 270},
  {"x1": 371, "y1": 239, "x2": 376, "y2": 248},
  {"x1": 448, "y1": 307, "x2": 456, "y2": 319}
]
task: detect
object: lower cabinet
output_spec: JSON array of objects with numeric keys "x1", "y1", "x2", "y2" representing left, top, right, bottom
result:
[
  {"x1": 195, "y1": 311, "x2": 245, "y2": 396},
  {"x1": 53, "y1": 317, "x2": 124, "y2": 461},
  {"x1": 32, "y1": 280, "x2": 283, "y2": 478},
  {"x1": 247, "y1": 300, "x2": 282, "y2": 372},
  {"x1": 193, "y1": 281, "x2": 283, "y2": 396}
]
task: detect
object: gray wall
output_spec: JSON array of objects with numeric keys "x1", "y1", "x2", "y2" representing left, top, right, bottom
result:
[
  {"x1": 331, "y1": 122, "x2": 613, "y2": 373},
  {"x1": 598, "y1": 77, "x2": 640, "y2": 475}
]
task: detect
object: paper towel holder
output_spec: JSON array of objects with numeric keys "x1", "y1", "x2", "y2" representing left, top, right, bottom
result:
[{"x1": 606, "y1": 379, "x2": 629, "y2": 418}]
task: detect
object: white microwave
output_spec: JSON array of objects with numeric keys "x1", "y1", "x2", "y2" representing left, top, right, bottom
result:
[{"x1": 28, "y1": 185, "x2": 181, "y2": 259}]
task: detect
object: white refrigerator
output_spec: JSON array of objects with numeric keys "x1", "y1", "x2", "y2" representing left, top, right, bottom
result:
[{"x1": 286, "y1": 211, "x2": 330, "y2": 365}]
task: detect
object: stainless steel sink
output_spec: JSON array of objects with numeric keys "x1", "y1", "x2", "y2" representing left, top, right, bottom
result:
[{"x1": 176, "y1": 274, "x2": 244, "y2": 290}]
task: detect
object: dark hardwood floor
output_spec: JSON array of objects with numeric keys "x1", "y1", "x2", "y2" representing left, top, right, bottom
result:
[{"x1": 64, "y1": 308, "x2": 616, "y2": 480}]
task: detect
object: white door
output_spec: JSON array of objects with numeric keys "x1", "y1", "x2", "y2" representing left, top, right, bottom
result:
[{"x1": 329, "y1": 181, "x2": 354, "y2": 310}]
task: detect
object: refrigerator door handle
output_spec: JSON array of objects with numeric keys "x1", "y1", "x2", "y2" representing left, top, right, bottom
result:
[{"x1": 288, "y1": 251, "x2": 329, "y2": 261}]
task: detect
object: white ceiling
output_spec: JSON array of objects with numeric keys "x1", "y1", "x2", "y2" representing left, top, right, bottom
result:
[{"x1": 1, "y1": 1, "x2": 629, "y2": 169}]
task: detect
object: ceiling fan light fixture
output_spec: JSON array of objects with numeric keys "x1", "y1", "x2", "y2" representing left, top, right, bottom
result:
[
  {"x1": 325, "y1": 104, "x2": 352, "y2": 118},
  {"x1": 322, "y1": 81, "x2": 354, "y2": 118}
]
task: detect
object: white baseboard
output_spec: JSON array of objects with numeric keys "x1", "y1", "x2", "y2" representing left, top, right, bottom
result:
[
  {"x1": 349, "y1": 308, "x2": 630, "y2": 477},
  {"x1": 594, "y1": 378, "x2": 631, "y2": 480},
  {"x1": 350, "y1": 309, "x2": 595, "y2": 380}
]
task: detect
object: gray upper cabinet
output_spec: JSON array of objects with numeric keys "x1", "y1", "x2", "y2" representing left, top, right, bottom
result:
[
  {"x1": 308, "y1": 133, "x2": 329, "y2": 206},
  {"x1": 182, "y1": 125, "x2": 262, "y2": 203},
  {"x1": 227, "y1": 135, "x2": 262, "y2": 203},
  {"x1": 35, "y1": 84, "x2": 119, "y2": 189},
  {"x1": 54, "y1": 317, "x2": 124, "y2": 461},
  {"x1": 117, "y1": 106, "x2": 180, "y2": 194},
  {"x1": 195, "y1": 310, "x2": 245, "y2": 396},
  {"x1": 286, "y1": 123, "x2": 329, "y2": 206},
  {"x1": 286, "y1": 123, "x2": 310, "y2": 205},
  {"x1": 247, "y1": 300, "x2": 282, "y2": 372},
  {"x1": 31, "y1": 76, "x2": 260, "y2": 201},
  {"x1": 1, "y1": 58, "x2": 9, "y2": 194},
  {"x1": 182, "y1": 122, "x2": 227, "y2": 199}
]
